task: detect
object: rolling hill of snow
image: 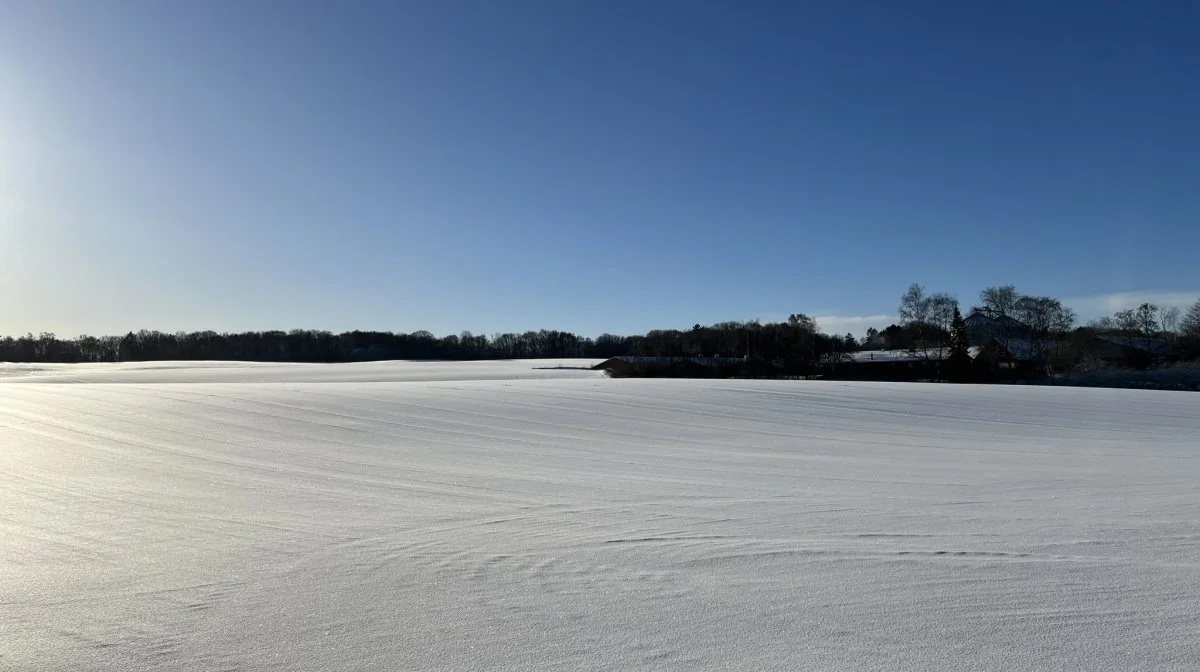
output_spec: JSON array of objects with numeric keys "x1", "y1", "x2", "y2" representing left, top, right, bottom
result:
[{"x1": 2, "y1": 361, "x2": 1198, "y2": 670}]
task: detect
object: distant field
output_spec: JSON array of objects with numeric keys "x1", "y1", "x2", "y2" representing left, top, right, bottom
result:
[{"x1": 3, "y1": 361, "x2": 1198, "y2": 671}]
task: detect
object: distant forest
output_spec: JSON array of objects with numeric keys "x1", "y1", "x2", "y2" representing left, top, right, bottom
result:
[
  {"x1": 3, "y1": 284, "x2": 1199, "y2": 367},
  {"x1": 0, "y1": 320, "x2": 851, "y2": 365}
]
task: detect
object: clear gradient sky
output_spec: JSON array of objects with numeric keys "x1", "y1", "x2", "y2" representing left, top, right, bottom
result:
[{"x1": 1, "y1": 1, "x2": 1197, "y2": 338}]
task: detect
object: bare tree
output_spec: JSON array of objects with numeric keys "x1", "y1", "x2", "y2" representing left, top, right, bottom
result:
[
  {"x1": 928, "y1": 294, "x2": 958, "y2": 333},
  {"x1": 1113, "y1": 309, "x2": 1139, "y2": 334},
  {"x1": 1134, "y1": 303, "x2": 1159, "y2": 338},
  {"x1": 1014, "y1": 297, "x2": 1076, "y2": 334},
  {"x1": 978, "y1": 285, "x2": 1019, "y2": 317},
  {"x1": 1181, "y1": 299, "x2": 1200, "y2": 339},
  {"x1": 788, "y1": 313, "x2": 818, "y2": 333},
  {"x1": 899, "y1": 283, "x2": 957, "y2": 359},
  {"x1": 898, "y1": 284, "x2": 931, "y2": 325},
  {"x1": 1013, "y1": 296, "x2": 1076, "y2": 364},
  {"x1": 1160, "y1": 306, "x2": 1181, "y2": 335},
  {"x1": 819, "y1": 351, "x2": 852, "y2": 366}
]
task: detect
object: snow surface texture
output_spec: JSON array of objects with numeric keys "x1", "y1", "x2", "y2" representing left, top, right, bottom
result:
[{"x1": 2, "y1": 360, "x2": 1198, "y2": 671}]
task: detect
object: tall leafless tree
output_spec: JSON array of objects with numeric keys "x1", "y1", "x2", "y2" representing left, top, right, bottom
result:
[
  {"x1": 1013, "y1": 296, "x2": 1076, "y2": 363},
  {"x1": 899, "y1": 283, "x2": 958, "y2": 360},
  {"x1": 1159, "y1": 306, "x2": 1181, "y2": 335},
  {"x1": 1113, "y1": 309, "x2": 1139, "y2": 336},
  {"x1": 1134, "y1": 303, "x2": 1159, "y2": 338},
  {"x1": 788, "y1": 313, "x2": 818, "y2": 333},
  {"x1": 898, "y1": 284, "x2": 931, "y2": 325},
  {"x1": 1181, "y1": 299, "x2": 1200, "y2": 339},
  {"x1": 977, "y1": 285, "x2": 1019, "y2": 317}
]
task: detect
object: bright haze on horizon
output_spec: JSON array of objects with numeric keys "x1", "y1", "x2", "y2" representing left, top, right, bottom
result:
[{"x1": 1, "y1": 1, "x2": 1197, "y2": 336}]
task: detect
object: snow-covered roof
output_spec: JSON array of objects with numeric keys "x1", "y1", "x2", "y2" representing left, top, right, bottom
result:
[
  {"x1": 600, "y1": 356, "x2": 747, "y2": 368},
  {"x1": 848, "y1": 347, "x2": 980, "y2": 363}
]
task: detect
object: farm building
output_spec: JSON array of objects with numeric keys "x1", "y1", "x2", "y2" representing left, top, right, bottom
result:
[
  {"x1": 834, "y1": 348, "x2": 981, "y2": 381},
  {"x1": 592, "y1": 356, "x2": 749, "y2": 378},
  {"x1": 1076, "y1": 335, "x2": 1175, "y2": 368},
  {"x1": 963, "y1": 310, "x2": 1034, "y2": 347}
]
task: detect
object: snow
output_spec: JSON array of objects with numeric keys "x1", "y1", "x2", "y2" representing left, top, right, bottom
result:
[
  {"x1": 2, "y1": 360, "x2": 1198, "y2": 671},
  {"x1": 0, "y1": 359, "x2": 607, "y2": 384},
  {"x1": 848, "y1": 347, "x2": 981, "y2": 363}
]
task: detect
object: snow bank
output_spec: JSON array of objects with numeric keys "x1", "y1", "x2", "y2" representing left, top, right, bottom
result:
[{"x1": 2, "y1": 363, "x2": 1198, "y2": 670}]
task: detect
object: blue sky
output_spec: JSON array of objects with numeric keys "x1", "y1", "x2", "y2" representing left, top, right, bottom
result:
[{"x1": 1, "y1": 1, "x2": 1196, "y2": 338}]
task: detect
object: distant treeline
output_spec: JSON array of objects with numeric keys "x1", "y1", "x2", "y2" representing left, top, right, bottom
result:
[
  {"x1": 0, "y1": 319, "x2": 853, "y2": 365},
  {"x1": 3, "y1": 284, "x2": 1198, "y2": 368}
]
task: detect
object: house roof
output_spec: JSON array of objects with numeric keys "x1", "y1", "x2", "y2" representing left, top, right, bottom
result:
[
  {"x1": 964, "y1": 312, "x2": 1029, "y2": 330},
  {"x1": 997, "y1": 338, "x2": 1066, "y2": 361},
  {"x1": 1094, "y1": 335, "x2": 1172, "y2": 356}
]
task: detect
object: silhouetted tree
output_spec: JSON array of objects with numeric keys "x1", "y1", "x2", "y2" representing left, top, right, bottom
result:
[
  {"x1": 788, "y1": 313, "x2": 818, "y2": 333},
  {"x1": 946, "y1": 305, "x2": 974, "y2": 381},
  {"x1": 1159, "y1": 306, "x2": 1181, "y2": 336},
  {"x1": 898, "y1": 283, "x2": 956, "y2": 359},
  {"x1": 1113, "y1": 309, "x2": 1139, "y2": 335},
  {"x1": 1182, "y1": 299, "x2": 1200, "y2": 339},
  {"x1": 1012, "y1": 296, "x2": 1075, "y2": 367},
  {"x1": 950, "y1": 306, "x2": 969, "y2": 357},
  {"x1": 1134, "y1": 303, "x2": 1159, "y2": 338},
  {"x1": 976, "y1": 285, "x2": 1019, "y2": 317}
]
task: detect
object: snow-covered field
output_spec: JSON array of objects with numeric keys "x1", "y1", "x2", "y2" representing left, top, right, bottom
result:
[{"x1": 2, "y1": 360, "x2": 1198, "y2": 671}]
